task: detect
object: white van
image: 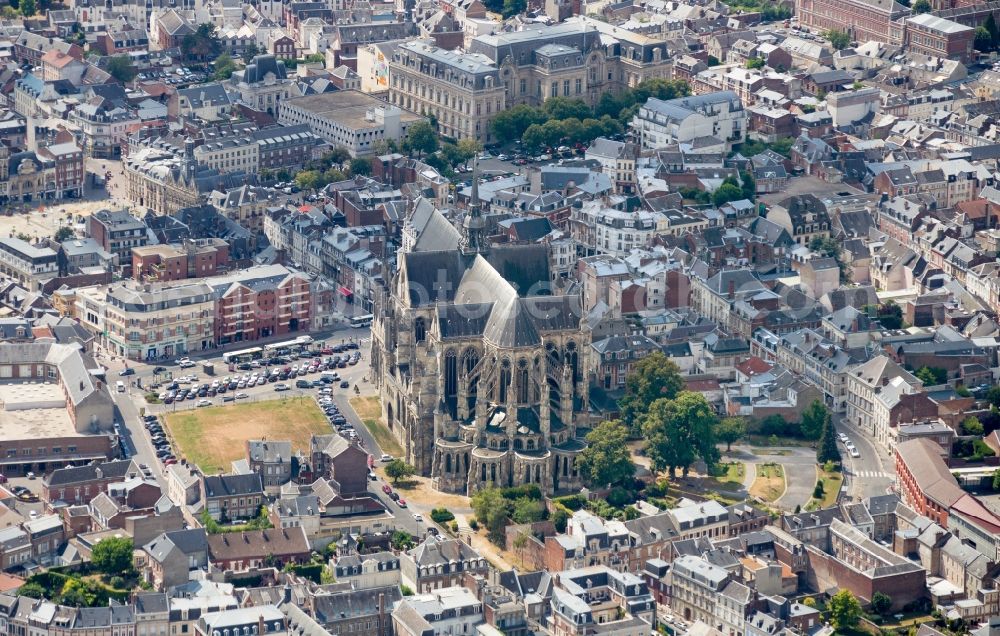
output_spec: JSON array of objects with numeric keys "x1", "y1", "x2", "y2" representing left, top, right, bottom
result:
[{"x1": 116, "y1": 380, "x2": 125, "y2": 392}]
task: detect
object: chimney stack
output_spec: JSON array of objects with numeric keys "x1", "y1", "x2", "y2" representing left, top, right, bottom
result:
[{"x1": 728, "y1": 279, "x2": 735, "y2": 300}]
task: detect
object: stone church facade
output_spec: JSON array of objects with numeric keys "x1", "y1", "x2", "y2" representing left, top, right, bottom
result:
[{"x1": 371, "y1": 197, "x2": 590, "y2": 495}]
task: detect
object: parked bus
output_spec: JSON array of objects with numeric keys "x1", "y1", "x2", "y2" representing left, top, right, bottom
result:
[
  {"x1": 350, "y1": 314, "x2": 374, "y2": 328},
  {"x1": 263, "y1": 335, "x2": 315, "y2": 353},
  {"x1": 222, "y1": 347, "x2": 263, "y2": 363}
]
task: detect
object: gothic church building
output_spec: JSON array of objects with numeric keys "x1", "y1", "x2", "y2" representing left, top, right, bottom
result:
[{"x1": 371, "y1": 195, "x2": 590, "y2": 495}]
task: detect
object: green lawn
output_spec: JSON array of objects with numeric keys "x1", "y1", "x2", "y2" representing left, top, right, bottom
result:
[
  {"x1": 164, "y1": 397, "x2": 330, "y2": 473},
  {"x1": 350, "y1": 396, "x2": 403, "y2": 456}
]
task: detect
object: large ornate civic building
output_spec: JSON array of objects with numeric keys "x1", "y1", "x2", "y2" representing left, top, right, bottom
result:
[{"x1": 371, "y1": 189, "x2": 591, "y2": 495}]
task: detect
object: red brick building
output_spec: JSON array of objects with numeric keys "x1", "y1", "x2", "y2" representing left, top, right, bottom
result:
[
  {"x1": 132, "y1": 240, "x2": 229, "y2": 282},
  {"x1": 214, "y1": 268, "x2": 312, "y2": 344},
  {"x1": 41, "y1": 459, "x2": 137, "y2": 505},
  {"x1": 904, "y1": 13, "x2": 975, "y2": 62},
  {"x1": 796, "y1": 0, "x2": 911, "y2": 45},
  {"x1": 895, "y1": 437, "x2": 961, "y2": 527}
]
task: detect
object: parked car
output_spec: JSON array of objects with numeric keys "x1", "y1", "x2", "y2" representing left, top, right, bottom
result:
[
  {"x1": 275, "y1": 383, "x2": 290, "y2": 391},
  {"x1": 382, "y1": 484, "x2": 392, "y2": 495},
  {"x1": 119, "y1": 367, "x2": 135, "y2": 376}
]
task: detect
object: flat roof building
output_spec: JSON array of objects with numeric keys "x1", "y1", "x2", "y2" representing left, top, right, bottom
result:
[{"x1": 277, "y1": 91, "x2": 425, "y2": 157}]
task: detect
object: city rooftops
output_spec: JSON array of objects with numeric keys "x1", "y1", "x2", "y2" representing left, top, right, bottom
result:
[
  {"x1": 398, "y1": 39, "x2": 498, "y2": 75},
  {"x1": 906, "y1": 12, "x2": 972, "y2": 33},
  {"x1": 282, "y1": 91, "x2": 424, "y2": 130}
]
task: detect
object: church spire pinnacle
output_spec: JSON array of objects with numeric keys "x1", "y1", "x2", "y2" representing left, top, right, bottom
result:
[{"x1": 462, "y1": 157, "x2": 487, "y2": 254}]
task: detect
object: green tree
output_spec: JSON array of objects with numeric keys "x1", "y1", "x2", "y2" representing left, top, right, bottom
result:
[
  {"x1": 712, "y1": 182, "x2": 743, "y2": 207},
  {"x1": 54, "y1": 226, "x2": 74, "y2": 242},
  {"x1": 871, "y1": 301, "x2": 903, "y2": 329},
  {"x1": 404, "y1": 121, "x2": 438, "y2": 156},
  {"x1": 871, "y1": 591, "x2": 892, "y2": 615},
  {"x1": 823, "y1": 29, "x2": 851, "y2": 50},
  {"x1": 511, "y1": 497, "x2": 545, "y2": 523},
  {"x1": 961, "y1": 416, "x2": 984, "y2": 436},
  {"x1": 181, "y1": 24, "x2": 222, "y2": 62},
  {"x1": 543, "y1": 97, "x2": 592, "y2": 121},
  {"x1": 501, "y1": 0, "x2": 525, "y2": 16},
  {"x1": 987, "y1": 386, "x2": 1000, "y2": 408},
  {"x1": 829, "y1": 589, "x2": 862, "y2": 630},
  {"x1": 986, "y1": 13, "x2": 1000, "y2": 45},
  {"x1": 212, "y1": 53, "x2": 238, "y2": 80},
  {"x1": 800, "y1": 399, "x2": 828, "y2": 441},
  {"x1": 992, "y1": 468, "x2": 1000, "y2": 491},
  {"x1": 915, "y1": 366, "x2": 947, "y2": 386},
  {"x1": 976, "y1": 26, "x2": 994, "y2": 52},
  {"x1": 294, "y1": 170, "x2": 322, "y2": 191},
  {"x1": 241, "y1": 42, "x2": 261, "y2": 63},
  {"x1": 384, "y1": 459, "x2": 416, "y2": 485},
  {"x1": 107, "y1": 55, "x2": 136, "y2": 83},
  {"x1": 739, "y1": 170, "x2": 756, "y2": 201},
  {"x1": 19, "y1": 0, "x2": 35, "y2": 16},
  {"x1": 16, "y1": 581, "x2": 45, "y2": 598},
  {"x1": 390, "y1": 530, "x2": 415, "y2": 550},
  {"x1": 911, "y1": 0, "x2": 930, "y2": 11},
  {"x1": 521, "y1": 123, "x2": 546, "y2": 151},
  {"x1": 619, "y1": 352, "x2": 684, "y2": 433},
  {"x1": 456, "y1": 138, "x2": 483, "y2": 164},
  {"x1": 643, "y1": 391, "x2": 720, "y2": 477},
  {"x1": 745, "y1": 57, "x2": 765, "y2": 69},
  {"x1": 707, "y1": 55, "x2": 720, "y2": 66},
  {"x1": 578, "y1": 420, "x2": 635, "y2": 488},
  {"x1": 91, "y1": 536, "x2": 135, "y2": 576},
  {"x1": 59, "y1": 578, "x2": 95, "y2": 607},
  {"x1": 715, "y1": 417, "x2": 747, "y2": 452},
  {"x1": 471, "y1": 487, "x2": 511, "y2": 543},
  {"x1": 513, "y1": 531, "x2": 529, "y2": 568},
  {"x1": 816, "y1": 409, "x2": 841, "y2": 465},
  {"x1": 349, "y1": 157, "x2": 372, "y2": 176}
]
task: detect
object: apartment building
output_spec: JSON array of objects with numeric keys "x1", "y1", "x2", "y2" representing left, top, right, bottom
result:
[
  {"x1": 75, "y1": 280, "x2": 216, "y2": 361},
  {"x1": 88, "y1": 209, "x2": 148, "y2": 267},
  {"x1": 0, "y1": 237, "x2": 58, "y2": 290},
  {"x1": 74, "y1": 265, "x2": 315, "y2": 361},
  {"x1": 131, "y1": 240, "x2": 230, "y2": 282},
  {"x1": 388, "y1": 40, "x2": 503, "y2": 143},
  {"x1": 632, "y1": 91, "x2": 746, "y2": 151},
  {"x1": 202, "y1": 473, "x2": 264, "y2": 521},
  {"x1": 845, "y1": 356, "x2": 920, "y2": 436}
]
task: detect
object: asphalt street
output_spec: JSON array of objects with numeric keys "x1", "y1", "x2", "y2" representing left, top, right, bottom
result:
[{"x1": 835, "y1": 414, "x2": 895, "y2": 501}]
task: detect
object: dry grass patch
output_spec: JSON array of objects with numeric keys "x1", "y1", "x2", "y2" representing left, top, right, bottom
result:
[
  {"x1": 749, "y1": 462, "x2": 786, "y2": 502},
  {"x1": 349, "y1": 396, "x2": 403, "y2": 456},
  {"x1": 164, "y1": 397, "x2": 330, "y2": 473}
]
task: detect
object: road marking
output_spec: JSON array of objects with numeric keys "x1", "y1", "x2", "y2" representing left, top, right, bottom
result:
[{"x1": 851, "y1": 470, "x2": 892, "y2": 479}]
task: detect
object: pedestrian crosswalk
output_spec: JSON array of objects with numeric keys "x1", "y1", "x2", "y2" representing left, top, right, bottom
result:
[{"x1": 851, "y1": 470, "x2": 892, "y2": 479}]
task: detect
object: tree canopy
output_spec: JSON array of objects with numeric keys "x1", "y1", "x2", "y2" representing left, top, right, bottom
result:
[
  {"x1": 404, "y1": 121, "x2": 438, "y2": 156},
  {"x1": 816, "y1": 409, "x2": 841, "y2": 465},
  {"x1": 384, "y1": 459, "x2": 416, "y2": 485},
  {"x1": 828, "y1": 589, "x2": 862, "y2": 630},
  {"x1": 107, "y1": 56, "x2": 136, "y2": 83},
  {"x1": 618, "y1": 351, "x2": 684, "y2": 432},
  {"x1": 91, "y1": 536, "x2": 135, "y2": 577},
  {"x1": 715, "y1": 417, "x2": 747, "y2": 451},
  {"x1": 643, "y1": 391, "x2": 720, "y2": 477},
  {"x1": 181, "y1": 24, "x2": 222, "y2": 62},
  {"x1": 212, "y1": 53, "x2": 238, "y2": 81},
  {"x1": 799, "y1": 399, "x2": 828, "y2": 441},
  {"x1": 822, "y1": 29, "x2": 851, "y2": 51},
  {"x1": 578, "y1": 420, "x2": 635, "y2": 488}
]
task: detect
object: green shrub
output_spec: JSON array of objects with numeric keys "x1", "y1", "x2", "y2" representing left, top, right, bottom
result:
[
  {"x1": 469, "y1": 519, "x2": 479, "y2": 531},
  {"x1": 813, "y1": 480, "x2": 825, "y2": 498},
  {"x1": 449, "y1": 521, "x2": 459, "y2": 533},
  {"x1": 430, "y1": 508, "x2": 455, "y2": 523},
  {"x1": 607, "y1": 487, "x2": 635, "y2": 507},
  {"x1": 553, "y1": 494, "x2": 586, "y2": 511}
]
